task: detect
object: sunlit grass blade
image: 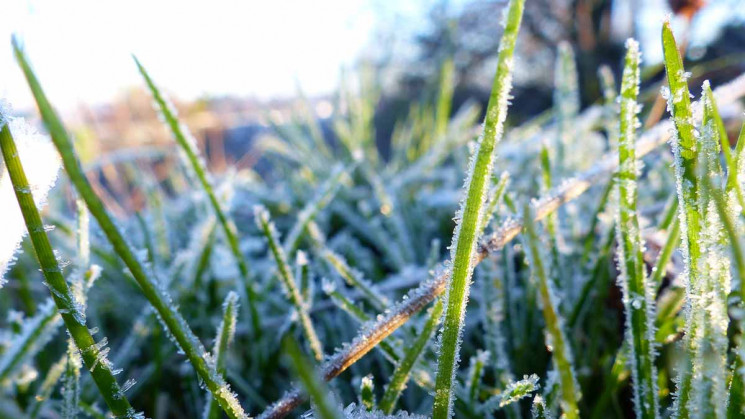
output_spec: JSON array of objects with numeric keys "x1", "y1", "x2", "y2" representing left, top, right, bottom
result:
[
  {"x1": 0, "y1": 119, "x2": 136, "y2": 417},
  {"x1": 704, "y1": 178, "x2": 745, "y2": 418},
  {"x1": 14, "y1": 39, "x2": 248, "y2": 419},
  {"x1": 379, "y1": 299, "x2": 443, "y2": 414},
  {"x1": 521, "y1": 204, "x2": 580, "y2": 419},
  {"x1": 613, "y1": 38, "x2": 659, "y2": 419},
  {"x1": 133, "y1": 56, "x2": 261, "y2": 337},
  {"x1": 703, "y1": 83, "x2": 745, "y2": 211},
  {"x1": 432, "y1": 0, "x2": 524, "y2": 416},
  {"x1": 661, "y1": 21, "x2": 702, "y2": 419},
  {"x1": 255, "y1": 205, "x2": 324, "y2": 361}
]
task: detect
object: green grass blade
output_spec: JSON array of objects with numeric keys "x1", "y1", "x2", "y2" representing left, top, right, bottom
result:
[
  {"x1": 255, "y1": 206, "x2": 324, "y2": 361},
  {"x1": 479, "y1": 171, "x2": 510, "y2": 235},
  {"x1": 359, "y1": 375, "x2": 376, "y2": 412},
  {"x1": 204, "y1": 292, "x2": 240, "y2": 419},
  {"x1": 522, "y1": 204, "x2": 580, "y2": 419},
  {"x1": 614, "y1": 38, "x2": 659, "y2": 419},
  {"x1": 283, "y1": 337, "x2": 342, "y2": 419},
  {"x1": 661, "y1": 21, "x2": 701, "y2": 419},
  {"x1": 435, "y1": 58, "x2": 456, "y2": 141},
  {"x1": 432, "y1": 0, "x2": 524, "y2": 416},
  {"x1": 133, "y1": 57, "x2": 261, "y2": 337},
  {"x1": 379, "y1": 299, "x2": 443, "y2": 414},
  {"x1": 0, "y1": 120, "x2": 135, "y2": 417},
  {"x1": 13, "y1": 39, "x2": 248, "y2": 419}
]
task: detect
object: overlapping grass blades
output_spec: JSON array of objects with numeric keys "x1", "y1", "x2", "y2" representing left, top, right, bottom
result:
[
  {"x1": 662, "y1": 22, "x2": 733, "y2": 419},
  {"x1": 431, "y1": 0, "x2": 524, "y2": 416},
  {"x1": 13, "y1": 38, "x2": 249, "y2": 419},
  {"x1": 259, "y1": 70, "x2": 745, "y2": 418}
]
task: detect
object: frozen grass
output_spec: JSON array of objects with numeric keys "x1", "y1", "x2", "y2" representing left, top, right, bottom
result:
[{"x1": 3, "y1": 13, "x2": 745, "y2": 419}]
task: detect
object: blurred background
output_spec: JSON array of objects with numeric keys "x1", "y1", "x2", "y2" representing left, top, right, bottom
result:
[{"x1": 2, "y1": 0, "x2": 745, "y2": 181}]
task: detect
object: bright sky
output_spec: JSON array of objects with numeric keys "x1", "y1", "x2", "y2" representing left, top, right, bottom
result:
[
  {"x1": 2, "y1": 0, "x2": 743, "y2": 114},
  {"x1": 0, "y1": 0, "x2": 431, "y2": 112}
]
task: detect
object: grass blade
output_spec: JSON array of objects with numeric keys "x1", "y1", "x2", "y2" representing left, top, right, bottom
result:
[
  {"x1": 134, "y1": 57, "x2": 261, "y2": 337},
  {"x1": 255, "y1": 205, "x2": 324, "y2": 361},
  {"x1": 379, "y1": 299, "x2": 443, "y2": 414},
  {"x1": 432, "y1": 0, "x2": 524, "y2": 416},
  {"x1": 614, "y1": 38, "x2": 659, "y2": 419},
  {"x1": 283, "y1": 337, "x2": 342, "y2": 419},
  {"x1": 204, "y1": 292, "x2": 240, "y2": 419},
  {"x1": 522, "y1": 204, "x2": 580, "y2": 419},
  {"x1": 661, "y1": 21, "x2": 702, "y2": 419},
  {"x1": 14, "y1": 39, "x2": 249, "y2": 419},
  {"x1": 0, "y1": 119, "x2": 136, "y2": 417}
]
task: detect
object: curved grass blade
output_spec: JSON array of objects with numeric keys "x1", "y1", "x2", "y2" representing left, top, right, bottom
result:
[
  {"x1": 432, "y1": 0, "x2": 524, "y2": 416},
  {"x1": 133, "y1": 57, "x2": 261, "y2": 337},
  {"x1": 14, "y1": 39, "x2": 249, "y2": 419}
]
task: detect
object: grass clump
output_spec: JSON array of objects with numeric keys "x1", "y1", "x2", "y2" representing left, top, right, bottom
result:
[{"x1": 3, "y1": 9, "x2": 745, "y2": 419}]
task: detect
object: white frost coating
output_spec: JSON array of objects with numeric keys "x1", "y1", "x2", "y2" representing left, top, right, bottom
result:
[
  {"x1": 500, "y1": 374, "x2": 540, "y2": 407},
  {"x1": 0, "y1": 116, "x2": 62, "y2": 285}
]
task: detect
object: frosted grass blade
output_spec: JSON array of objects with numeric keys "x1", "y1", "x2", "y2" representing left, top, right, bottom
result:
[
  {"x1": 204, "y1": 292, "x2": 240, "y2": 419},
  {"x1": 614, "y1": 38, "x2": 659, "y2": 419},
  {"x1": 379, "y1": 299, "x2": 443, "y2": 414},
  {"x1": 255, "y1": 206, "x2": 323, "y2": 361},
  {"x1": 522, "y1": 204, "x2": 580, "y2": 419},
  {"x1": 133, "y1": 57, "x2": 261, "y2": 337},
  {"x1": 0, "y1": 120, "x2": 135, "y2": 417},
  {"x1": 432, "y1": 0, "x2": 524, "y2": 416}
]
